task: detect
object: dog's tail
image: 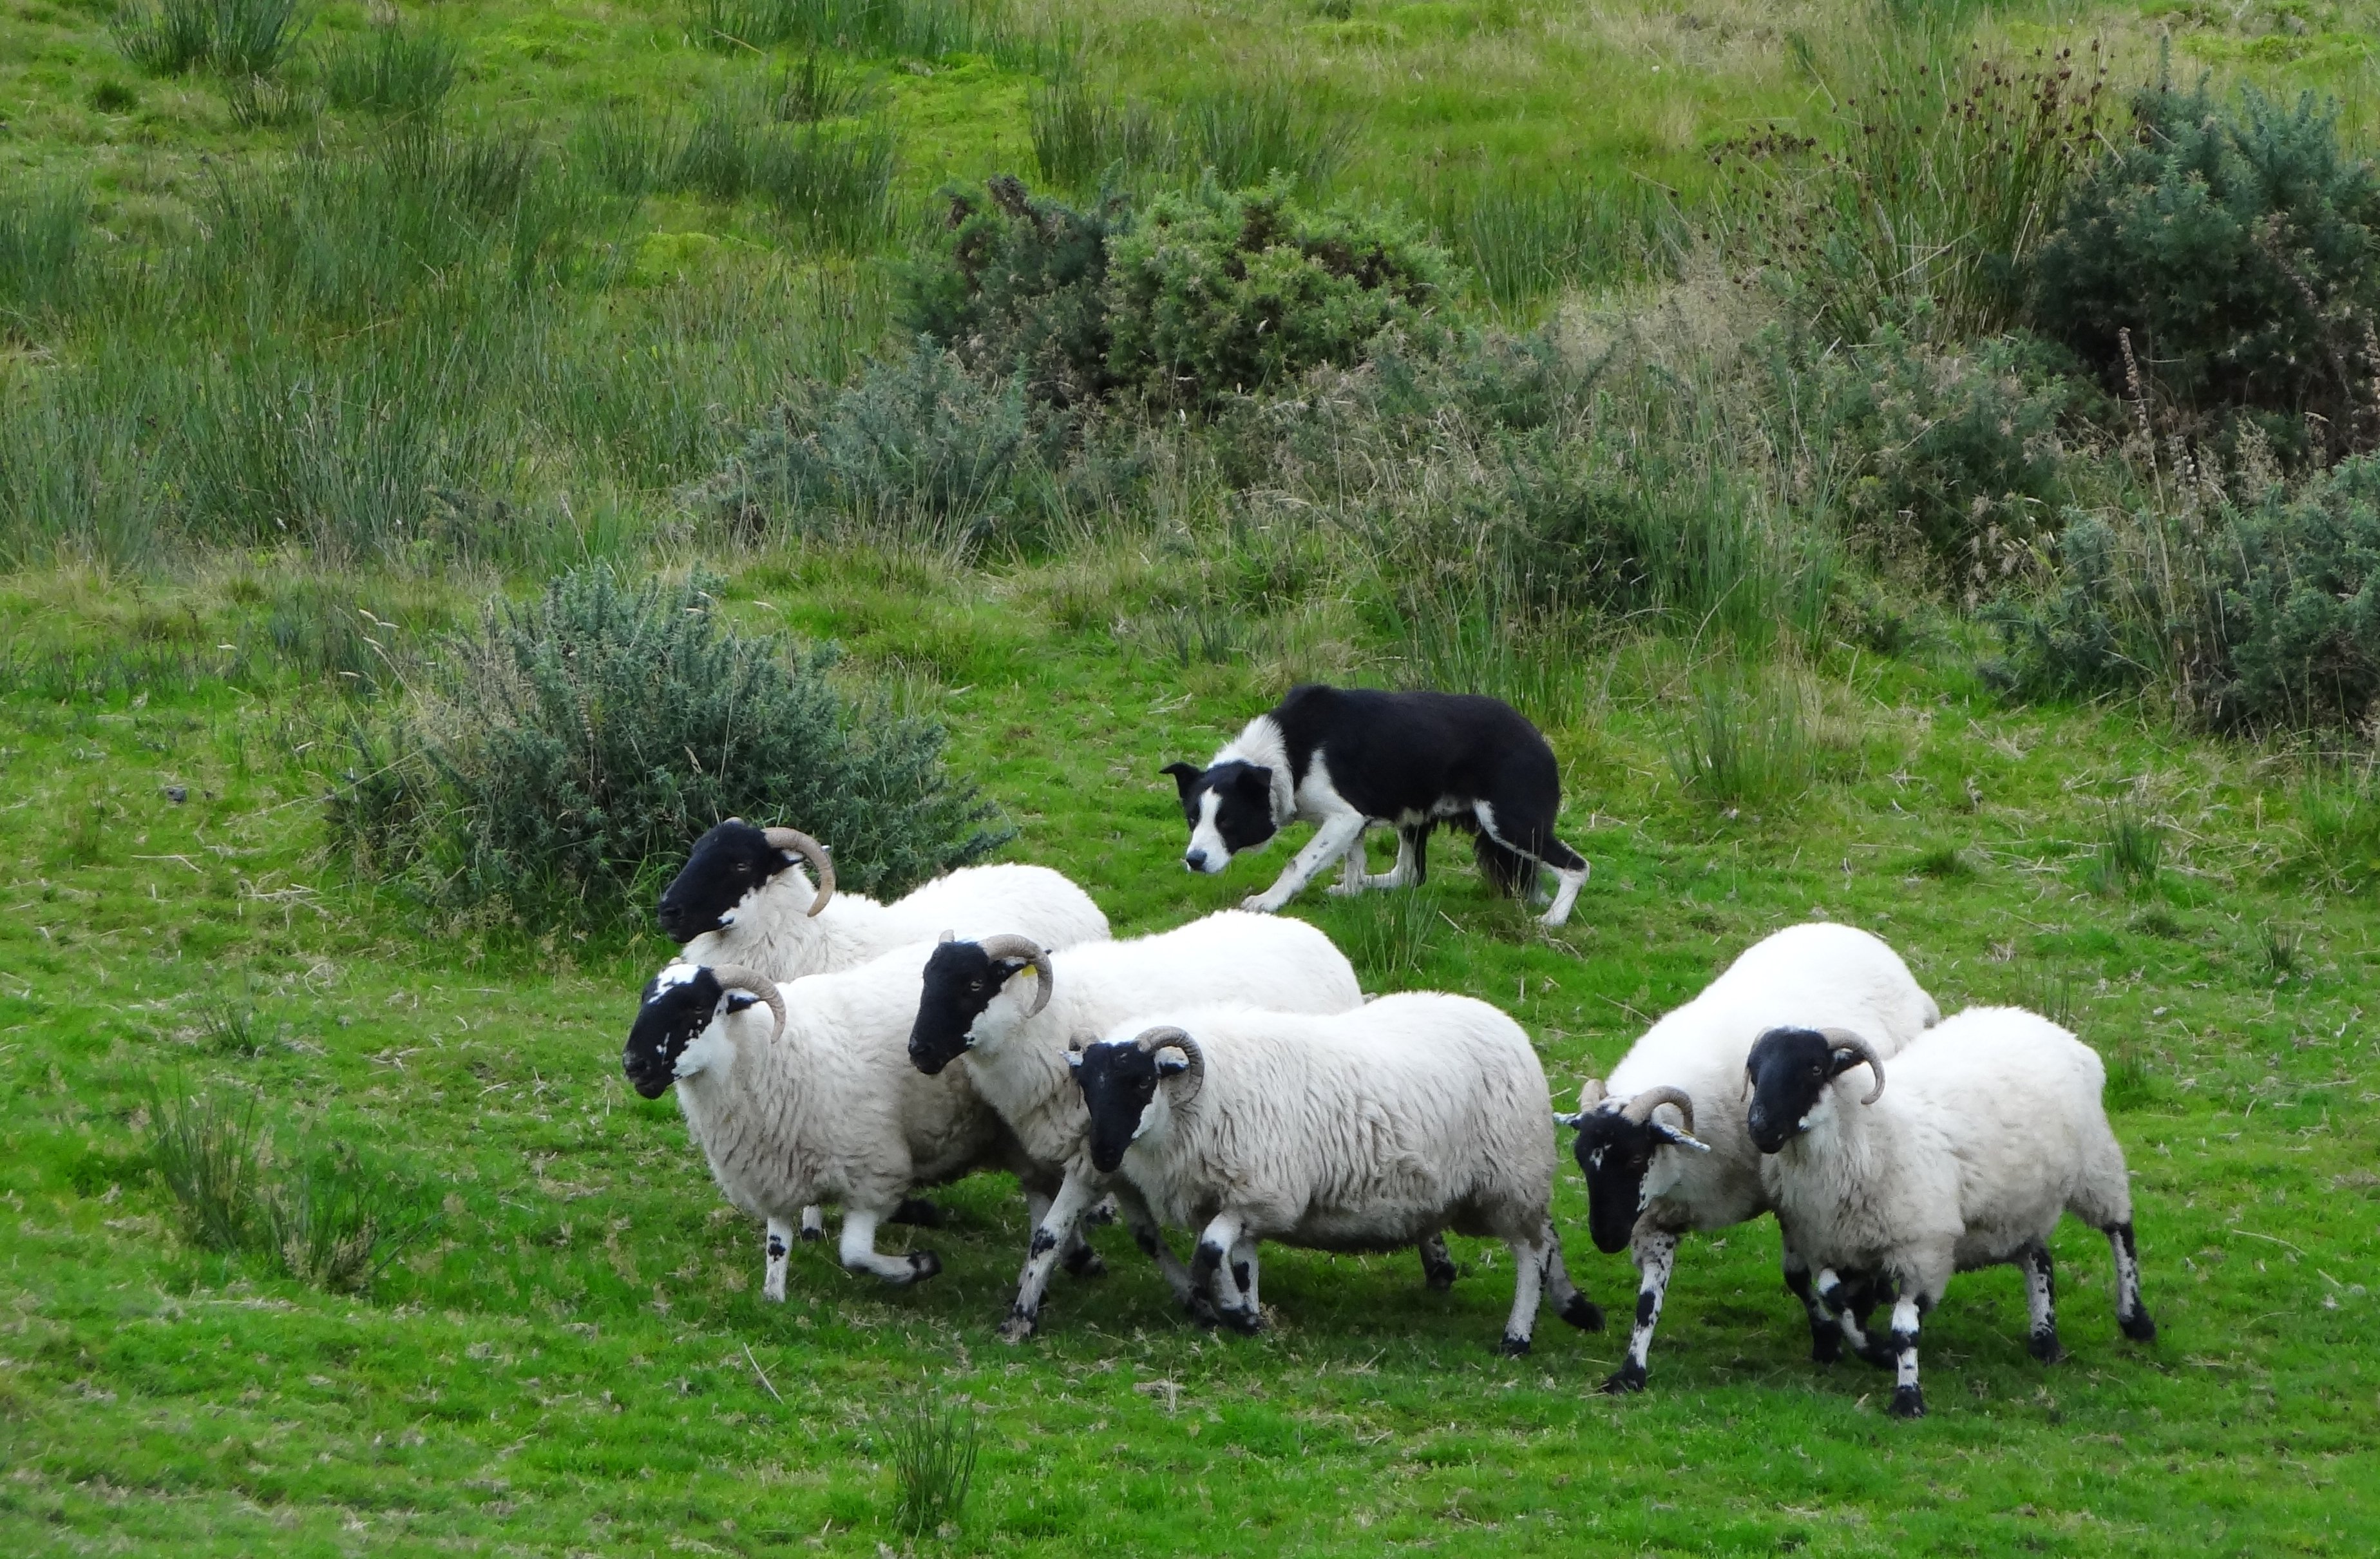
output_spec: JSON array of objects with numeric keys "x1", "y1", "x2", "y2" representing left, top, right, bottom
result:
[{"x1": 1473, "y1": 832, "x2": 1538, "y2": 899}]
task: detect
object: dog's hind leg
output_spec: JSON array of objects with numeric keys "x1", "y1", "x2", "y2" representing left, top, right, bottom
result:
[{"x1": 1474, "y1": 801, "x2": 1590, "y2": 928}]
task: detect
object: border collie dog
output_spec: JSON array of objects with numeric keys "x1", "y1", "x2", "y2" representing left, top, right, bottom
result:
[{"x1": 1162, "y1": 684, "x2": 1590, "y2": 926}]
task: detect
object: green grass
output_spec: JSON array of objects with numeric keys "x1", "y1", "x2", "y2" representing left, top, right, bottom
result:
[{"x1": 2, "y1": 556, "x2": 2376, "y2": 1553}]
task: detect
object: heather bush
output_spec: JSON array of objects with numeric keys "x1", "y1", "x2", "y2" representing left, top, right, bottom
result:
[
  {"x1": 2027, "y1": 79, "x2": 2380, "y2": 460},
  {"x1": 331, "y1": 566, "x2": 1008, "y2": 933}
]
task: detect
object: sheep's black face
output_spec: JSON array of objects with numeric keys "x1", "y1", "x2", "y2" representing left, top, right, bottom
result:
[
  {"x1": 1070, "y1": 1042, "x2": 1168, "y2": 1175},
  {"x1": 1570, "y1": 1108, "x2": 1662, "y2": 1254},
  {"x1": 908, "y1": 941, "x2": 1026, "y2": 1075},
  {"x1": 658, "y1": 819, "x2": 787, "y2": 942},
  {"x1": 1744, "y1": 1027, "x2": 1858, "y2": 1153},
  {"x1": 1163, "y1": 760, "x2": 1277, "y2": 874},
  {"x1": 625, "y1": 964, "x2": 725, "y2": 1098}
]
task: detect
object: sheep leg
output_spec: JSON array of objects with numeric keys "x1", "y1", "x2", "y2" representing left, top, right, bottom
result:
[
  {"x1": 1418, "y1": 1232, "x2": 1459, "y2": 1290},
  {"x1": 1018, "y1": 1187, "x2": 1101, "y2": 1276},
  {"x1": 1601, "y1": 1229, "x2": 1677, "y2": 1392},
  {"x1": 2106, "y1": 1221, "x2": 2157, "y2": 1342},
  {"x1": 837, "y1": 1205, "x2": 941, "y2": 1286},
  {"x1": 1883, "y1": 1283, "x2": 1927, "y2": 1419},
  {"x1": 1537, "y1": 1223, "x2": 1603, "y2": 1331},
  {"x1": 1115, "y1": 1185, "x2": 1198, "y2": 1306},
  {"x1": 1230, "y1": 1238, "x2": 1261, "y2": 1314},
  {"x1": 798, "y1": 1205, "x2": 824, "y2": 1243},
  {"x1": 1814, "y1": 1267, "x2": 1894, "y2": 1368},
  {"x1": 1002, "y1": 1171, "x2": 1104, "y2": 1342},
  {"x1": 1191, "y1": 1211, "x2": 1263, "y2": 1334},
  {"x1": 763, "y1": 1216, "x2": 795, "y2": 1304},
  {"x1": 889, "y1": 1196, "x2": 946, "y2": 1229},
  {"x1": 1497, "y1": 1229, "x2": 1550, "y2": 1356},
  {"x1": 1782, "y1": 1243, "x2": 1838, "y2": 1362},
  {"x1": 1244, "y1": 813, "x2": 1367, "y2": 913},
  {"x1": 2017, "y1": 1239, "x2": 2064, "y2": 1363}
]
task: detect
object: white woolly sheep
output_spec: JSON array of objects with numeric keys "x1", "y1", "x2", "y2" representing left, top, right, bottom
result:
[
  {"x1": 623, "y1": 945, "x2": 1038, "y2": 1299},
  {"x1": 1745, "y1": 1006, "x2": 2156, "y2": 1419},
  {"x1": 906, "y1": 910, "x2": 1451, "y2": 1340},
  {"x1": 656, "y1": 818, "x2": 1109, "y2": 1248},
  {"x1": 1069, "y1": 993, "x2": 1605, "y2": 1353},
  {"x1": 1557, "y1": 921, "x2": 1940, "y2": 1392}
]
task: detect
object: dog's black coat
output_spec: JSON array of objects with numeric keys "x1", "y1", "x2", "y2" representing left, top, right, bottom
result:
[{"x1": 1164, "y1": 684, "x2": 1583, "y2": 892}]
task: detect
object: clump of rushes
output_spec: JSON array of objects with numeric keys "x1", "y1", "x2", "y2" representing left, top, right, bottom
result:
[{"x1": 886, "y1": 1394, "x2": 980, "y2": 1538}]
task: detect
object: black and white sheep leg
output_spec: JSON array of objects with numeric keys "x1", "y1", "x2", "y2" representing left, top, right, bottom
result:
[
  {"x1": 1230, "y1": 1236, "x2": 1261, "y2": 1315},
  {"x1": 763, "y1": 1216, "x2": 795, "y2": 1303},
  {"x1": 1782, "y1": 1243, "x2": 1840, "y2": 1363},
  {"x1": 2017, "y1": 1239, "x2": 2064, "y2": 1363},
  {"x1": 1418, "y1": 1231, "x2": 1459, "y2": 1291},
  {"x1": 2107, "y1": 1221, "x2": 2158, "y2": 1342},
  {"x1": 1883, "y1": 1284, "x2": 1928, "y2": 1419},
  {"x1": 1003, "y1": 1172, "x2": 1105, "y2": 1342},
  {"x1": 837, "y1": 1205, "x2": 940, "y2": 1285},
  {"x1": 1538, "y1": 1222, "x2": 1603, "y2": 1333},
  {"x1": 1191, "y1": 1212, "x2": 1265, "y2": 1334},
  {"x1": 1116, "y1": 1186, "x2": 1197, "y2": 1307},
  {"x1": 1603, "y1": 1230, "x2": 1677, "y2": 1392},
  {"x1": 1814, "y1": 1268, "x2": 1894, "y2": 1368},
  {"x1": 797, "y1": 1205, "x2": 824, "y2": 1243}
]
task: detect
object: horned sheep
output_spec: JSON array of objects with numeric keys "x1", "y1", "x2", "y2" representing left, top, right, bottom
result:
[
  {"x1": 1069, "y1": 994, "x2": 1605, "y2": 1352},
  {"x1": 1559, "y1": 921, "x2": 1940, "y2": 1392},
  {"x1": 1745, "y1": 1006, "x2": 2156, "y2": 1419},
  {"x1": 905, "y1": 910, "x2": 1458, "y2": 1341},
  {"x1": 622, "y1": 945, "x2": 1038, "y2": 1300}
]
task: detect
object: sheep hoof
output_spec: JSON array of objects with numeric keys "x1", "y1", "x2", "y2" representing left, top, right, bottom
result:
[
  {"x1": 1083, "y1": 1196, "x2": 1119, "y2": 1227},
  {"x1": 1218, "y1": 1305, "x2": 1266, "y2": 1336},
  {"x1": 2028, "y1": 1332, "x2": 2066, "y2": 1365},
  {"x1": 997, "y1": 1309, "x2": 1038, "y2": 1344},
  {"x1": 1496, "y1": 1333, "x2": 1533, "y2": 1358},
  {"x1": 2120, "y1": 1311, "x2": 2158, "y2": 1343},
  {"x1": 1599, "y1": 1363, "x2": 1647, "y2": 1395},
  {"x1": 900, "y1": 1250, "x2": 943, "y2": 1284},
  {"x1": 1422, "y1": 1257, "x2": 1458, "y2": 1292},
  {"x1": 798, "y1": 1226, "x2": 824, "y2": 1244},
  {"x1": 890, "y1": 1198, "x2": 946, "y2": 1229},
  {"x1": 1809, "y1": 1331, "x2": 1843, "y2": 1364},
  {"x1": 1889, "y1": 1385, "x2": 1927, "y2": 1420},
  {"x1": 1061, "y1": 1245, "x2": 1108, "y2": 1280},
  {"x1": 1184, "y1": 1296, "x2": 1222, "y2": 1330},
  {"x1": 1558, "y1": 1294, "x2": 1604, "y2": 1332}
]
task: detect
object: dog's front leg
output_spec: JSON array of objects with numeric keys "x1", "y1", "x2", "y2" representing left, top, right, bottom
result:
[{"x1": 1245, "y1": 812, "x2": 1367, "y2": 912}]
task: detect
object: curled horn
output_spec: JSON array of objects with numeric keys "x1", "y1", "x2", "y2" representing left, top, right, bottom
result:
[
  {"x1": 976, "y1": 934, "x2": 1054, "y2": 1018},
  {"x1": 1817, "y1": 1027, "x2": 1886, "y2": 1105},
  {"x1": 761, "y1": 827, "x2": 835, "y2": 917},
  {"x1": 1134, "y1": 1024, "x2": 1204, "y2": 1109},
  {"x1": 709, "y1": 965, "x2": 785, "y2": 1041},
  {"x1": 1623, "y1": 1085, "x2": 1696, "y2": 1135}
]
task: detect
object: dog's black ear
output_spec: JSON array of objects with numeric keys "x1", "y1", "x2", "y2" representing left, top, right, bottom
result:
[
  {"x1": 1233, "y1": 765, "x2": 1273, "y2": 798},
  {"x1": 1161, "y1": 761, "x2": 1203, "y2": 798}
]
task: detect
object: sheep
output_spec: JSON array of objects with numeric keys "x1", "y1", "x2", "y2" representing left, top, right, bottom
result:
[
  {"x1": 1745, "y1": 1008, "x2": 2157, "y2": 1419},
  {"x1": 658, "y1": 818, "x2": 1109, "y2": 986},
  {"x1": 656, "y1": 818, "x2": 1109, "y2": 1247},
  {"x1": 905, "y1": 910, "x2": 1463, "y2": 1340},
  {"x1": 622, "y1": 947, "x2": 1040, "y2": 1301},
  {"x1": 1556, "y1": 921, "x2": 1941, "y2": 1393},
  {"x1": 1067, "y1": 994, "x2": 1606, "y2": 1352}
]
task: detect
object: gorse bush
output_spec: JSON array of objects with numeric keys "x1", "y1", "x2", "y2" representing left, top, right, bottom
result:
[
  {"x1": 1107, "y1": 180, "x2": 1450, "y2": 408},
  {"x1": 1804, "y1": 327, "x2": 2091, "y2": 579},
  {"x1": 2028, "y1": 78, "x2": 2380, "y2": 461},
  {"x1": 332, "y1": 566, "x2": 1009, "y2": 933},
  {"x1": 908, "y1": 175, "x2": 1124, "y2": 408}
]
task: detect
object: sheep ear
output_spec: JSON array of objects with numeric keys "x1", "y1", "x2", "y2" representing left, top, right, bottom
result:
[
  {"x1": 1065, "y1": 1049, "x2": 1085, "y2": 1069},
  {"x1": 1652, "y1": 1122, "x2": 1712, "y2": 1154},
  {"x1": 723, "y1": 993, "x2": 761, "y2": 1015},
  {"x1": 1066, "y1": 1033, "x2": 1092, "y2": 1068},
  {"x1": 1154, "y1": 1051, "x2": 1190, "y2": 1077},
  {"x1": 938, "y1": 929, "x2": 956, "y2": 943},
  {"x1": 1827, "y1": 1048, "x2": 1865, "y2": 1077},
  {"x1": 1553, "y1": 1111, "x2": 1584, "y2": 1131}
]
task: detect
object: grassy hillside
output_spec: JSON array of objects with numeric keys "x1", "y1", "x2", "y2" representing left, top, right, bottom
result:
[{"x1": 5, "y1": 0, "x2": 2380, "y2": 1553}]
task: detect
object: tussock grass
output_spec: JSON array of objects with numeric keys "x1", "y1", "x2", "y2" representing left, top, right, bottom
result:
[
  {"x1": 0, "y1": 184, "x2": 87, "y2": 325},
  {"x1": 112, "y1": 0, "x2": 306, "y2": 78},
  {"x1": 884, "y1": 1395, "x2": 980, "y2": 1537},
  {"x1": 147, "y1": 1082, "x2": 265, "y2": 1254},
  {"x1": 1665, "y1": 667, "x2": 1818, "y2": 811},
  {"x1": 2089, "y1": 798, "x2": 2165, "y2": 895},
  {"x1": 690, "y1": 0, "x2": 1049, "y2": 70},
  {"x1": 1428, "y1": 175, "x2": 1677, "y2": 309},
  {"x1": 1334, "y1": 880, "x2": 1447, "y2": 988},
  {"x1": 321, "y1": 20, "x2": 461, "y2": 117}
]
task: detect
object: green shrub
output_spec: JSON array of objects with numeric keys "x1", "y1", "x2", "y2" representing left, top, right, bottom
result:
[
  {"x1": 2027, "y1": 79, "x2": 2380, "y2": 460},
  {"x1": 1811, "y1": 327, "x2": 2091, "y2": 577},
  {"x1": 906, "y1": 175, "x2": 1125, "y2": 408},
  {"x1": 1104, "y1": 178, "x2": 1451, "y2": 408},
  {"x1": 332, "y1": 565, "x2": 1008, "y2": 933},
  {"x1": 703, "y1": 340, "x2": 1062, "y2": 542}
]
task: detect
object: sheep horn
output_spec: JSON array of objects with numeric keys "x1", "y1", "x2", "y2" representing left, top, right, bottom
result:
[
  {"x1": 709, "y1": 964, "x2": 785, "y2": 1041},
  {"x1": 1134, "y1": 1025, "x2": 1204, "y2": 1109},
  {"x1": 1623, "y1": 1085, "x2": 1696, "y2": 1135},
  {"x1": 1817, "y1": 1027, "x2": 1886, "y2": 1105},
  {"x1": 761, "y1": 827, "x2": 834, "y2": 917},
  {"x1": 975, "y1": 934, "x2": 1054, "y2": 1018}
]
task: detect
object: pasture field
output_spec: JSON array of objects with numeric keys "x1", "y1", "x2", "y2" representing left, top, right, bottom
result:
[{"x1": 3, "y1": 0, "x2": 2380, "y2": 1553}]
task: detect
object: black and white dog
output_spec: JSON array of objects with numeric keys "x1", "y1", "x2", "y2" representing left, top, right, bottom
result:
[{"x1": 1161, "y1": 684, "x2": 1589, "y2": 926}]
